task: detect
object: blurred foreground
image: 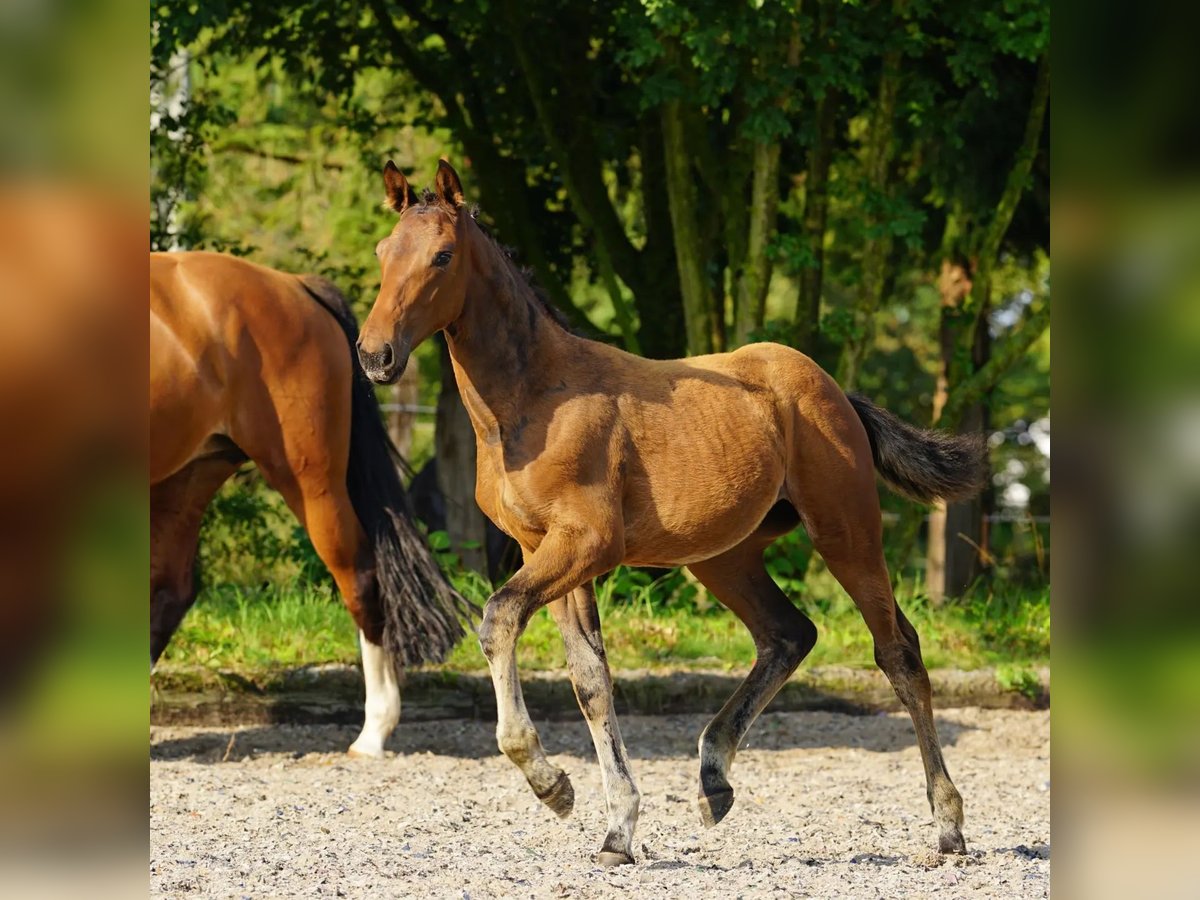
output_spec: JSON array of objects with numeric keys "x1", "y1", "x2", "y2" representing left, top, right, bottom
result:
[
  {"x1": 0, "y1": 1, "x2": 146, "y2": 897},
  {"x1": 1055, "y1": 1, "x2": 1200, "y2": 896}
]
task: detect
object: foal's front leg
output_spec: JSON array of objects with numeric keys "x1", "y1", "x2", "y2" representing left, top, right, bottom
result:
[
  {"x1": 477, "y1": 528, "x2": 616, "y2": 818},
  {"x1": 549, "y1": 585, "x2": 640, "y2": 865}
]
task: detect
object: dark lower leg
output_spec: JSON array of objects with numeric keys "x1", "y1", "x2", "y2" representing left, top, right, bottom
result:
[
  {"x1": 150, "y1": 459, "x2": 235, "y2": 664},
  {"x1": 688, "y1": 553, "x2": 818, "y2": 827},
  {"x1": 875, "y1": 611, "x2": 965, "y2": 852},
  {"x1": 150, "y1": 586, "x2": 198, "y2": 663},
  {"x1": 549, "y1": 587, "x2": 639, "y2": 864}
]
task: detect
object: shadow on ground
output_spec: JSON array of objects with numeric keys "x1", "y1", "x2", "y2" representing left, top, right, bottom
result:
[
  {"x1": 150, "y1": 705, "x2": 974, "y2": 763},
  {"x1": 152, "y1": 664, "x2": 1044, "y2": 736}
]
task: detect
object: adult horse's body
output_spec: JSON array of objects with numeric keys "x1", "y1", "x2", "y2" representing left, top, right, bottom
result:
[
  {"x1": 358, "y1": 161, "x2": 986, "y2": 863},
  {"x1": 150, "y1": 251, "x2": 467, "y2": 756}
]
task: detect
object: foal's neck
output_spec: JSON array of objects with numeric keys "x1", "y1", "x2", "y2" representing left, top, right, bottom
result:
[{"x1": 444, "y1": 232, "x2": 574, "y2": 435}]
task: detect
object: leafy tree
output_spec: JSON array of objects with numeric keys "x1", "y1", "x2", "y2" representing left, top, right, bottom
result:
[{"x1": 151, "y1": 0, "x2": 1050, "y2": 591}]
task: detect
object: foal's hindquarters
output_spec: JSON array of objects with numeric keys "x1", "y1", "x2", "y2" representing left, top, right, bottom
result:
[{"x1": 476, "y1": 346, "x2": 970, "y2": 863}]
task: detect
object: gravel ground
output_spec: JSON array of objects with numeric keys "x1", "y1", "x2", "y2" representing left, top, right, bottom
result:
[{"x1": 151, "y1": 708, "x2": 1049, "y2": 898}]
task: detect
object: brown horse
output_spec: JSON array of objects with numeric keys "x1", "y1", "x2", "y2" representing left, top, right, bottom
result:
[
  {"x1": 150, "y1": 251, "x2": 470, "y2": 756},
  {"x1": 358, "y1": 161, "x2": 986, "y2": 864}
]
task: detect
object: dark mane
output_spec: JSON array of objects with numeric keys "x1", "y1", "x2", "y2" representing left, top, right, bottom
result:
[{"x1": 412, "y1": 190, "x2": 574, "y2": 333}]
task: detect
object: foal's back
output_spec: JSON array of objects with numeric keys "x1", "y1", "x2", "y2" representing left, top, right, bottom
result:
[{"x1": 547, "y1": 338, "x2": 863, "y2": 566}]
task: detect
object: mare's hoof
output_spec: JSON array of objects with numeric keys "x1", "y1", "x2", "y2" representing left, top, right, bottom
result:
[
  {"x1": 535, "y1": 770, "x2": 575, "y2": 819},
  {"x1": 938, "y1": 829, "x2": 967, "y2": 854},
  {"x1": 346, "y1": 744, "x2": 386, "y2": 760},
  {"x1": 596, "y1": 850, "x2": 635, "y2": 867},
  {"x1": 697, "y1": 786, "x2": 735, "y2": 828}
]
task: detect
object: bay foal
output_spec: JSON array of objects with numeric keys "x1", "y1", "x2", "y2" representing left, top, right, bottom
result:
[{"x1": 358, "y1": 160, "x2": 986, "y2": 864}]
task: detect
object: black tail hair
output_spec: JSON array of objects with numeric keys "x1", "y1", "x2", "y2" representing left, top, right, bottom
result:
[
  {"x1": 299, "y1": 275, "x2": 478, "y2": 667},
  {"x1": 847, "y1": 393, "x2": 988, "y2": 504}
]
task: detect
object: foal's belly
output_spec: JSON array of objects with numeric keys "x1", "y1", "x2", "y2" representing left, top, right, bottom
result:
[
  {"x1": 622, "y1": 482, "x2": 782, "y2": 566},
  {"x1": 620, "y1": 421, "x2": 786, "y2": 567}
]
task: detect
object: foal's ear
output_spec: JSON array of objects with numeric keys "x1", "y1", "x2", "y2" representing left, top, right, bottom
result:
[
  {"x1": 434, "y1": 158, "x2": 466, "y2": 208},
  {"x1": 382, "y1": 160, "x2": 418, "y2": 214}
]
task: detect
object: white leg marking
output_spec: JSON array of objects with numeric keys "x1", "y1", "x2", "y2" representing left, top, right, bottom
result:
[{"x1": 348, "y1": 631, "x2": 401, "y2": 758}]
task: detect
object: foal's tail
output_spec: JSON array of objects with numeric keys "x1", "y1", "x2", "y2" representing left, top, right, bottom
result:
[
  {"x1": 847, "y1": 393, "x2": 987, "y2": 504},
  {"x1": 299, "y1": 275, "x2": 478, "y2": 668}
]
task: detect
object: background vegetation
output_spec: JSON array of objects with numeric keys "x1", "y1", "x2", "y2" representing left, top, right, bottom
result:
[{"x1": 151, "y1": 0, "x2": 1049, "y2": 673}]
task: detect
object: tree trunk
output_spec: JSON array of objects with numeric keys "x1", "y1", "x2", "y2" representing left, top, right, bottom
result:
[
  {"x1": 502, "y1": 0, "x2": 652, "y2": 316},
  {"x1": 661, "y1": 84, "x2": 715, "y2": 356},
  {"x1": 733, "y1": 17, "x2": 800, "y2": 348},
  {"x1": 734, "y1": 140, "x2": 779, "y2": 345},
  {"x1": 434, "y1": 339, "x2": 487, "y2": 574},
  {"x1": 636, "y1": 115, "x2": 686, "y2": 359},
  {"x1": 928, "y1": 51, "x2": 1049, "y2": 601},
  {"x1": 925, "y1": 255, "x2": 967, "y2": 602},
  {"x1": 795, "y1": 87, "x2": 838, "y2": 356},
  {"x1": 942, "y1": 367, "x2": 989, "y2": 598},
  {"x1": 839, "y1": 36, "x2": 901, "y2": 390}
]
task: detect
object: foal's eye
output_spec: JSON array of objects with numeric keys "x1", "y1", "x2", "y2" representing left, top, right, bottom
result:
[{"x1": 433, "y1": 250, "x2": 453, "y2": 268}]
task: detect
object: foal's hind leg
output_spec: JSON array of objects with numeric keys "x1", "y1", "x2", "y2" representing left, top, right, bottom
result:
[
  {"x1": 687, "y1": 540, "x2": 818, "y2": 827},
  {"x1": 799, "y1": 481, "x2": 966, "y2": 853},
  {"x1": 549, "y1": 584, "x2": 639, "y2": 865},
  {"x1": 827, "y1": 551, "x2": 965, "y2": 852}
]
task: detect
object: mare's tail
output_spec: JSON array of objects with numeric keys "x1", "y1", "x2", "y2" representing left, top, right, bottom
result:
[
  {"x1": 299, "y1": 275, "x2": 477, "y2": 667},
  {"x1": 846, "y1": 393, "x2": 987, "y2": 504}
]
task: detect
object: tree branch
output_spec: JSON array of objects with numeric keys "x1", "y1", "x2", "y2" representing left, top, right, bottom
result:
[
  {"x1": 968, "y1": 49, "x2": 1050, "y2": 314},
  {"x1": 499, "y1": 0, "x2": 648, "y2": 301},
  {"x1": 939, "y1": 298, "x2": 1049, "y2": 429},
  {"x1": 211, "y1": 140, "x2": 346, "y2": 170}
]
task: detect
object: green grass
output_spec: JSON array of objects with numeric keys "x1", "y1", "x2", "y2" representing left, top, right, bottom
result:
[{"x1": 161, "y1": 568, "x2": 1049, "y2": 676}]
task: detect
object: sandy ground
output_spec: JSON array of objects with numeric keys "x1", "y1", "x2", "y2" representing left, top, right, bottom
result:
[{"x1": 151, "y1": 708, "x2": 1049, "y2": 898}]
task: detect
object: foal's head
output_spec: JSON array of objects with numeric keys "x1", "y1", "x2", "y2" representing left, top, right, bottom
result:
[{"x1": 358, "y1": 159, "x2": 473, "y2": 384}]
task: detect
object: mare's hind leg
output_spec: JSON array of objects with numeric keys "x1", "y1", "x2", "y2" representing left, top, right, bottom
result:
[
  {"x1": 548, "y1": 584, "x2": 640, "y2": 865},
  {"x1": 151, "y1": 458, "x2": 237, "y2": 663},
  {"x1": 795, "y1": 471, "x2": 966, "y2": 853},
  {"x1": 687, "y1": 535, "x2": 818, "y2": 828},
  {"x1": 257, "y1": 456, "x2": 399, "y2": 758}
]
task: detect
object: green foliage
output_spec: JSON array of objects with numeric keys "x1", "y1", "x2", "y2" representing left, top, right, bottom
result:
[
  {"x1": 163, "y1": 562, "x2": 1049, "y2": 675},
  {"x1": 763, "y1": 530, "x2": 815, "y2": 599},
  {"x1": 161, "y1": 582, "x2": 356, "y2": 671},
  {"x1": 196, "y1": 471, "x2": 328, "y2": 589},
  {"x1": 599, "y1": 566, "x2": 702, "y2": 613},
  {"x1": 996, "y1": 664, "x2": 1044, "y2": 702},
  {"x1": 153, "y1": 0, "x2": 1050, "y2": 611}
]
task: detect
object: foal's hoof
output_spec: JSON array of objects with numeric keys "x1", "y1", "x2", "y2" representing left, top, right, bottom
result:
[
  {"x1": 697, "y1": 786, "x2": 735, "y2": 828},
  {"x1": 535, "y1": 770, "x2": 575, "y2": 819},
  {"x1": 346, "y1": 744, "x2": 386, "y2": 760},
  {"x1": 938, "y1": 829, "x2": 967, "y2": 855},
  {"x1": 596, "y1": 850, "x2": 635, "y2": 867}
]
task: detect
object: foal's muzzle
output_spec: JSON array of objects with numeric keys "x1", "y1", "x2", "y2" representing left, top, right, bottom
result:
[{"x1": 356, "y1": 339, "x2": 408, "y2": 385}]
